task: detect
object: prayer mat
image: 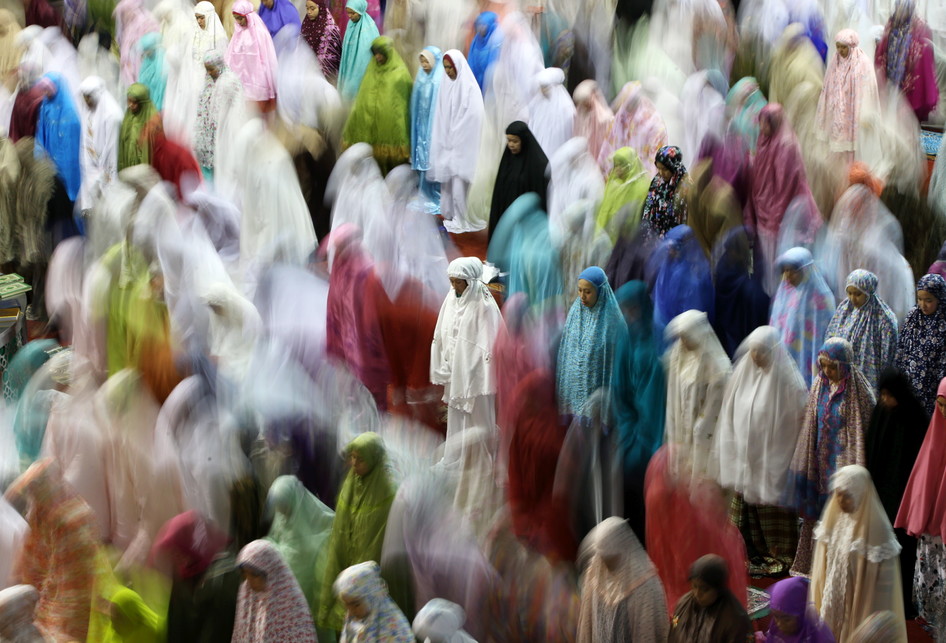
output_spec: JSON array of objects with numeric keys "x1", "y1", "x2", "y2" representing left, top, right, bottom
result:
[{"x1": 747, "y1": 586, "x2": 770, "y2": 620}]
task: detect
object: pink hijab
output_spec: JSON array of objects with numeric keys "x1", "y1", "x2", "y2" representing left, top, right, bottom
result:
[
  {"x1": 573, "y1": 80, "x2": 614, "y2": 172},
  {"x1": 745, "y1": 104, "x2": 821, "y2": 237},
  {"x1": 225, "y1": 0, "x2": 278, "y2": 101},
  {"x1": 598, "y1": 82, "x2": 668, "y2": 177},
  {"x1": 816, "y1": 29, "x2": 879, "y2": 154},
  {"x1": 896, "y1": 377, "x2": 946, "y2": 539}
]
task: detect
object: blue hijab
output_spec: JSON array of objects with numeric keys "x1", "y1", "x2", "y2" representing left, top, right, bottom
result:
[
  {"x1": 556, "y1": 266, "x2": 627, "y2": 417},
  {"x1": 611, "y1": 281, "x2": 665, "y2": 481},
  {"x1": 259, "y1": 0, "x2": 301, "y2": 38},
  {"x1": 467, "y1": 11, "x2": 502, "y2": 90},
  {"x1": 137, "y1": 32, "x2": 167, "y2": 110},
  {"x1": 650, "y1": 224, "x2": 714, "y2": 347},
  {"x1": 409, "y1": 46, "x2": 443, "y2": 172},
  {"x1": 35, "y1": 73, "x2": 82, "y2": 202},
  {"x1": 337, "y1": 0, "x2": 380, "y2": 101}
]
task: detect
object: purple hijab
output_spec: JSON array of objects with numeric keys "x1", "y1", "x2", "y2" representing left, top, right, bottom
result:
[
  {"x1": 765, "y1": 578, "x2": 836, "y2": 642},
  {"x1": 259, "y1": 0, "x2": 301, "y2": 38}
]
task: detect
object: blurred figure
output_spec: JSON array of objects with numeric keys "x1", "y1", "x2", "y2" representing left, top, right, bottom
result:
[
  {"x1": 412, "y1": 598, "x2": 476, "y2": 643},
  {"x1": 527, "y1": 67, "x2": 575, "y2": 156},
  {"x1": 318, "y1": 433, "x2": 397, "y2": 631},
  {"x1": 895, "y1": 274, "x2": 946, "y2": 416},
  {"x1": 342, "y1": 36, "x2": 412, "y2": 174},
  {"x1": 825, "y1": 270, "x2": 898, "y2": 389},
  {"x1": 867, "y1": 368, "x2": 928, "y2": 620},
  {"x1": 725, "y1": 77, "x2": 766, "y2": 154},
  {"x1": 301, "y1": 0, "x2": 341, "y2": 80},
  {"x1": 34, "y1": 73, "x2": 81, "y2": 205},
  {"x1": 716, "y1": 326, "x2": 806, "y2": 576},
  {"x1": 429, "y1": 49, "x2": 484, "y2": 232},
  {"x1": 0, "y1": 585, "x2": 46, "y2": 643},
  {"x1": 895, "y1": 376, "x2": 946, "y2": 631},
  {"x1": 576, "y1": 517, "x2": 668, "y2": 642},
  {"x1": 234, "y1": 540, "x2": 317, "y2": 642},
  {"x1": 556, "y1": 266, "x2": 625, "y2": 418},
  {"x1": 595, "y1": 147, "x2": 649, "y2": 242},
  {"x1": 78, "y1": 77, "x2": 123, "y2": 213},
  {"x1": 663, "y1": 310, "x2": 730, "y2": 482},
  {"x1": 259, "y1": 0, "x2": 301, "y2": 38},
  {"x1": 410, "y1": 46, "x2": 444, "y2": 215},
  {"x1": 118, "y1": 84, "x2": 158, "y2": 170},
  {"x1": 151, "y1": 511, "x2": 240, "y2": 643},
  {"x1": 711, "y1": 226, "x2": 770, "y2": 357},
  {"x1": 640, "y1": 145, "x2": 688, "y2": 240},
  {"x1": 333, "y1": 561, "x2": 413, "y2": 643},
  {"x1": 430, "y1": 258, "x2": 503, "y2": 452},
  {"x1": 816, "y1": 30, "x2": 878, "y2": 163},
  {"x1": 598, "y1": 82, "x2": 668, "y2": 178},
  {"x1": 769, "y1": 248, "x2": 836, "y2": 387},
  {"x1": 666, "y1": 555, "x2": 752, "y2": 643},
  {"x1": 810, "y1": 466, "x2": 906, "y2": 641},
  {"x1": 226, "y1": 0, "x2": 278, "y2": 111},
  {"x1": 650, "y1": 226, "x2": 714, "y2": 341},
  {"x1": 114, "y1": 0, "x2": 160, "y2": 87},
  {"x1": 849, "y1": 611, "x2": 903, "y2": 642},
  {"x1": 103, "y1": 587, "x2": 164, "y2": 643},
  {"x1": 488, "y1": 121, "x2": 549, "y2": 239},
  {"x1": 874, "y1": 0, "x2": 938, "y2": 123},
  {"x1": 786, "y1": 338, "x2": 876, "y2": 577},
  {"x1": 137, "y1": 33, "x2": 168, "y2": 111},
  {"x1": 467, "y1": 11, "x2": 502, "y2": 90},
  {"x1": 337, "y1": 0, "x2": 380, "y2": 102},
  {"x1": 572, "y1": 80, "x2": 614, "y2": 165},
  {"x1": 763, "y1": 577, "x2": 835, "y2": 642}
]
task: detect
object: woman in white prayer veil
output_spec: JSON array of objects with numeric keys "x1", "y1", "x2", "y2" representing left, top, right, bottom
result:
[
  {"x1": 527, "y1": 67, "x2": 576, "y2": 157},
  {"x1": 821, "y1": 183, "x2": 915, "y2": 320},
  {"x1": 413, "y1": 599, "x2": 477, "y2": 643},
  {"x1": 15, "y1": 26, "x2": 52, "y2": 76},
  {"x1": 428, "y1": 49, "x2": 484, "y2": 233},
  {"x1": 193, "y1": 1, "x2": 228, "y2": 61},
  {"x1": 663, "y1": 309, "x2": 731, "y2": 483},
  {"x1": 557, "y1": 199, "x2": 613, "y2": 308},
  {"x1": 232, "y1": 118, "x2": 317, "y2": 295},
  {"x1": 38, "y1": 27, "x2": 81, "y2": 90},
  {"x1": 576, "y1": 517, "x2": 669, "y2": 643},
  {"x1": 465, "y1": 11, "x2": 545, "y2": 227},
  {"x1": 547, "y1": 137, "x2": 605, "y2": 245},
  {"x1": 810, "y1": 465, "x2": 906, "y2": 642},
  {"x1": 856, "y1": 90, "x2": 926, "y2": 198},
  {"x1": 678, "y1": 70, "x2": 726, "y2": 164},
  {"x1": 77, "y1": 32, "x2": 121, "y2": 101},
  {"x1": 77, "y1": 76, "x2": 123, "y2": 213},
  {"x1": 154, "y1": 0, "x2": 203, "y2": 145}
]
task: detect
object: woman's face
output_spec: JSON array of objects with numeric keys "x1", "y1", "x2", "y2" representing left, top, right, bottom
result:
[
  {"x1": 127, "y1": 97, "x2": 141, "y2": 114},
  {"x1": 346, "y1": 7, "x2": 360, "y2": 21},
  {"x1": 305, "y1": 0, "x2": 319, "y2": 19},
  {"x1": 233, "y1": 13, "x2": 247, "y2": 27},
  {"x1": 419, "y1": 54, "x2": 432, "y2": 73},
  {"x1": 342, "y1": 595, "x2": 371, "y2": 620},
  {"x1": 505, "y1": 134, "x2": 522, "y2": 155},
  {"x1": 690, "y1": 578, "x2": 719, "y2": 609},
  {"x1": 759, "y1": 117, "x2": 773, "y2": 138},
  {"x1": 577, "y1": 279, "x2": 598, "y2": 308},
  {"x1": 819, "y1": 356, "x2": 841, "y2": 382},
  {"x1": 443, "y1": 57, "x2": 457, "y2": 80},
  {"x1": 879, "y1": 388, "x2": 899, "y2": 409},
  {"x1": 846, "y1": 286, "x2": 868, "y2": 308},
  {"x1": 772, "y1": 611, "x2": 801, "y2": 635},
  {"x1": 937, "y1": 396, "x2": 946, "y2": 419},
  {"x1": 241, "y1": 567, "x2": 268, "y2": 592},
  {"x1": 195, "y1": 12, "x2": 206, "y2": 29},
  {"x1": 349, "y1": 449, "x2": 371, "y2": 477},
  {"x1": 750, "y1": 347, "x2": 770, "y2": 369},
  {"x1": 449, "y1": 276, "x2": 468, "y2": 297},
  {"x1": 373, "y1": 51, "x2": 387, "y2": 65},
  {"x1": 836, "y1": 42, "x2": 851, "y2": 58},
  {"x1": 205, "y1": 62, "x2": 220, "y2": 79},
  {"x1": 782, "y1": 268, "x2": 803, "y2": 287},
  {"x1": 917, "y1": 289, "x2": 939, "y2": 316},
  {"x1": 261, "y1": 0, "x2": 274, "y2": 8},
  {"x1": 836, "y1": 489, "x2": 856, "y2": 513},
  {"x1": 655, "y1": 160, "x2": 672, "y2": 182}
]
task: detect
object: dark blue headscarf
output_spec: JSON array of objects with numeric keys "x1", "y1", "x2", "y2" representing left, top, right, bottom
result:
[
  {"x1": 650, "y1": 224, "x2": 714, "y2": 348},
  {"x1": 711, "y1": 226, "x2": 770, "y2": 357},
  {"x1": 259, "y1": 0, "x2": 302, "y2": 38},
  {"x1": 467, "y1": 11, "x2": 502, "y2": 90}
]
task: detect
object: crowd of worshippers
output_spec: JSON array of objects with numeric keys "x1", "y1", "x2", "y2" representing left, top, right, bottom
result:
[{"x1": 4, "y1": 0, "x2": 946, "y2": 641}]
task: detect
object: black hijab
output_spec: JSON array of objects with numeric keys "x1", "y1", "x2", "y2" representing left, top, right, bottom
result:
[
  {"x1": 488, "y1": 121, "x2": 549, "y2": 239},
  {"x1": 866, "y1": 367, "x2": 930, "y2": 522}
]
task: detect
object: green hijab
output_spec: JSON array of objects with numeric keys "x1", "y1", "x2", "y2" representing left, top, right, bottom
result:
[
  {"x1": 317, "y1": 432, "x2": 397, "y2": 631},
  {"x1": 596, "y1": 147, "x2": 650, "y2": 240},
  {"x1": 118, "y1": 83, "x2": 158, "y2": 170},
  {"x1": 265, "y1": 475, "x2": 335, "y2": 613},
  {"x1": 105, "y1": 587, "x2": 165, "y2": 643},
  {"x1": 341, "y1": 36, "x2": 413, "y2": 175}
]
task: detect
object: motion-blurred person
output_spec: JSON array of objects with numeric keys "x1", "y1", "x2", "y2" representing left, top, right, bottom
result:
[
  {"x1": 810, "y1": 466, "x2": 906, "y2": 641},
  {"x1": 342, "y1": 36, "x2": 412, "y2": 175},
  {"x1": 711, "y1": 227, "x2": 770, "y2": 357},
  {"x1": 78, "y1": 77, "x2": 123, "y2": 213},
  {"x1": 762, "y1": 577, "x2": 835, "y2": 642},
  {"x1": 412, "y1": 598, "x2": 476, "y2": 643},
  {"x1": 234, "y1": 540, "x2": 317, "y2": 642},
  {"x1": 137, "y1": 33, "x2": 168, "y2": 111},
  {"x1": 259, "y1": 0, "x2": 301, "y2": 38},
  {"x1": 34, "y1": 73, "x2": 81, "y2": 206},
  {"x1": 410, "y1": 46, "x2": 444, "y2": 215},
  {"x1": 786, "y1": 338, "x2": 875, "y2": 577},
  {"x1": 430, "y1": 258, "x2": 503, "y2": 453},
  {"x1": 527, "y1": 67, "x2": 575, "y2": 156},
  {"x1": 336, "y1": 0, "x2": 379, "y2": 102},
  {"x1": 666, "y1": 555, "x2": 752, "y2": 643},
  {"x1": 895, "y1": 274, "x2": 946, "y2": 416},
  {"x1": 649, "y1": 225, "x2": 714, "y2": 342},
  {"x1": 576, "y1": 517, "x2": 668, "y2": 642},
  {"x1": 596, "y1": 82, "x2": 668, "y2": 179},
  {"x1": 226, "y1": 0, "x2": 278, "y2": 112},
  {"x1": 467, "y1": 11, "x2": 501, "y2": 91},
  {"x1": 716, "y1": 326, "x2": 806, "y2": 576},
  {"x1": 117, "y1": 83, "x2": 158, "y2": 170},
  {"x1": 334, "y1": 561, "x2": 413, "y2": 643},
  {"x1": 572, "y1": 80, "x2": 614, "y2": 167},
  {"x1": 0, "y1": 585, "x2": 46, "y2": 643},
  {"x1": 595, "y1": 147, "x2": 649, "y2": 242},
  {"x1": 874, "y1": 0, "x2": 938, "y2": 123},
  {"x1": 102, "y1": 587, "x2": 164, "y2": 643},
  {"x1": 428, "y1": 49, "x2": 484, "y2": 233},
  {"x1": 318, "y1": 433, "x2": 397, "y2": 632}
]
